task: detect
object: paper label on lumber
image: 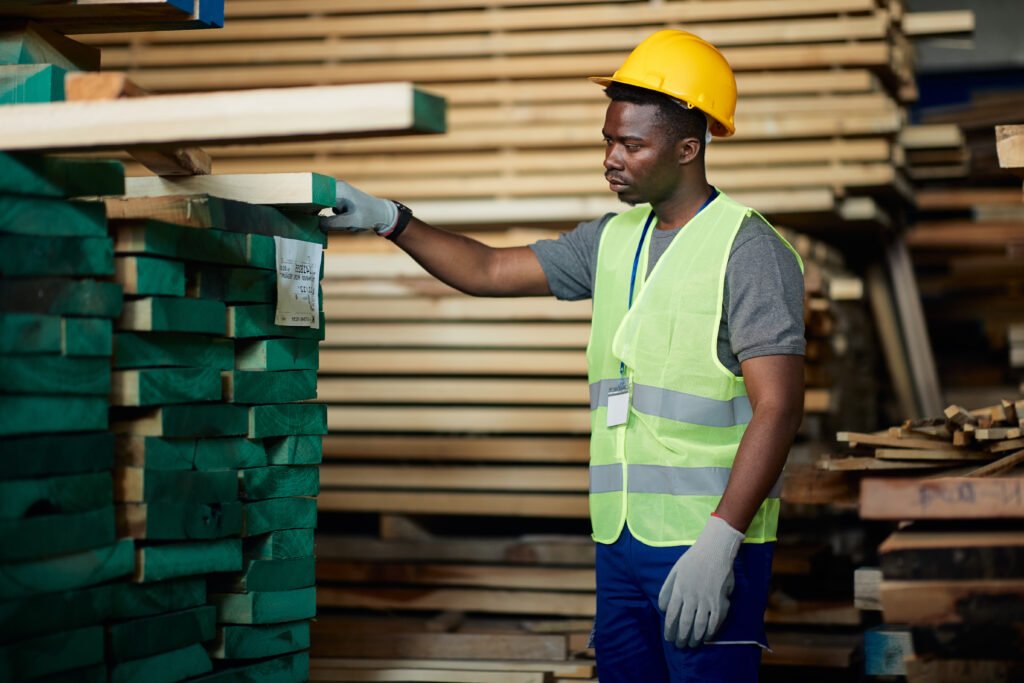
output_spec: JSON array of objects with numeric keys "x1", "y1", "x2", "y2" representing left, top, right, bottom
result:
[{"x1": 274, "y1": 236, "x2": 322, "y2": 329}]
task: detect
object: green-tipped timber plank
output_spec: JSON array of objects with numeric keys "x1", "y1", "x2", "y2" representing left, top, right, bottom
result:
[
  {"x1": 0, "y1": 355, "x2": 110, "y2": 395},
  {"x1": 0, "y1": 395, "x2": 107, "y2": 435},
  {"x1": 118, "y1": 501, "x2": 242, "y2": 541},
  {"x1": 63, "y1": 317, "x2": 112, "y2": 356},
  {"x1": 115, "y1": 468, "x2": 238, "y2": 503},
  {"x1": 210, "y1": 620, "x2": 309, "y2": 660},
  {"x1": 191, "y1": 265, "x2": 275, "y2": 303},
  {"x1": 0, "y1": 506, "x2": 114, "y2": 562},
  {"x1": 239, "y1": 466, "x2": 319, "y2": 500},
  {"x1": 111, "y1": 219, "x2": 275, "y2": 270},
  {"x1": 119, "y1": 296, "x2": 225, "y2": 335},
  {"x1": 210, "y1": 557, "x2": 315, "y2": 593},
  {"x1": 235, "y1": 338, "x2": 318, "y2": 371},
  {"x1": 134, "y1": 538, "x2": 241, "y2": 583},
  {"x1": 113, "y1": 332, "x2": 233, "y2": 369},
  {"x1": 0, "y1": 583, "x2": 109, "y2": 643},
  {"x1": 105, "y1": 193, "x2": 326, "y2": 245},
  {"x1": 227, "y1": 304, "x2": 325, "y2": 341},
  {"x1": 0, "y1": 152, "x2": 123, "y2": 198},
  {"x1": 121, "y1": 173, "x2": 335, "y2": 213},
  {"x1": 109, "y1": 642, "x2": 211, "y2": 683},
  {"x1": 0, "y1": 196, "x2": 105, "y2": 237},
  {"x1": 243, "y1": 529, "x2": 314, "y2": 561},
  {"x1": 108, "y1": 577, "x2": 206, "y2": 620},
  {"x1": 0, "y1": 278, "x2": 122, "y2": 317},
  {"x1": 115, "y1": 435, "x2": 266, "y2": 470},
  {"x1": 111, "y1": 403, "x2": 249, "y2": 438},
  {"x1": 249, "y1": 403, "x2": 327, "y2": 438},
  {"x1": 242, "y1": 497, "x2": 316, "y2": 537},
  {"x1": 115, "y1": 255, "x2": 184, "y2": 296},
  {"x1": 111, "y1": 367, "x2": 221, "y2": 406},
  {"x1": 0, "y1": 471, "x2": 111, "y2": 519},
  {"x1": 32, "y1": 663, "x2": 107, "y2": 683},
  {"x1": 0, "y1": 538, "x2": 134, "y2": 600},
  {"x1": 266, "y1": 435, "x2": 322, "y2": 465},
  {"x1": 223, "y1": 369, "x2": 317, "y2": 404},
  {"x1": 0, "y1": 432, "x2": 112, "y2": 480},
  {"x1": 0, "y1": 63, "x2": 64, "y2": 104},
  {"x1": 189, "y1": 651, "x2": 308, "y2": 683},
  {"x1": 108, "y1": 605, "x2": 216, "y2": 662},
  {"x1": 211, "y1": 586, "x2": 316, "y2": 624},
  {"x1": 0, "y1": 625, "x2": 103, "y2": 681},
  {"x1": 0, "y1": 235, "x2": 112, "y2": 277},
  {"x1": 0, "y1": 22, "x2": 100, "y2": 71}
]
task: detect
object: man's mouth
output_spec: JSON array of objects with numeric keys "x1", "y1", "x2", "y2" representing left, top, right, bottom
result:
[{"x1": 606, "y1": 175, "x2": 628, "y2": 191}]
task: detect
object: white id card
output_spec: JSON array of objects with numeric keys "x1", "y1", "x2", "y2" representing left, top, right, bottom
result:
[{"x1": 606, "y1": 380, "x2": 630, "y2": 427}]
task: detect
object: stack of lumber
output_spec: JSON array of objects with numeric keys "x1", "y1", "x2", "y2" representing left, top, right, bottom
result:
[
  {"x1": 74, "y1": 0, "x2": 970, "y2": 227},
  {"x1": 0, "y1": 0, "x2": 224, "y2": 34},
  {"x1": 0, "y1": 152, "x2": 133, "y2": 683},
  {"x1": 857, "y1": 404, "x2": 1024, "y2": 682},
  {"x1": 102, "y1": 176, "x2": 330, "y2": 682}
]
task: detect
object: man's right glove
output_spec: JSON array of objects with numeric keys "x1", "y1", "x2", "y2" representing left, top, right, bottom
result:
[{"x1": 319, "y1": 181, "x2": 400, "y2": 236}]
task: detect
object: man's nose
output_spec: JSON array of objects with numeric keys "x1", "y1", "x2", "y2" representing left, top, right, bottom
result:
[{"x1": 604, "y1": 145, "x2": 623, "y2": 171}]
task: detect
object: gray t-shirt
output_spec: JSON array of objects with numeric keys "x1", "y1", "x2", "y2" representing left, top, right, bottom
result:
[{"x1": 529, "y1": 209, "x2": 806, "y2": 376}]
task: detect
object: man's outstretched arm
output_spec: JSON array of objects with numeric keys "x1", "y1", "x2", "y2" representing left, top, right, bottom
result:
[{"x1": 320, "y1": 181, "x2": 551, "y2": 297}]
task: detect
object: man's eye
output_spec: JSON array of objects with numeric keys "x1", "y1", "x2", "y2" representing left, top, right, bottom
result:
[{"x1": 625, "y1": 144, "x2": 641, "y2": 151}]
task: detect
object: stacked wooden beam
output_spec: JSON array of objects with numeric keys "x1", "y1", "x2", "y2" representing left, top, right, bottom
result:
[
  {"x1": 0, "y1": 152, "x2": 131, "y2": 682},
  {"x1": 102, "y1": 178, "x2": 329, "y2": 682},
  {"x1": 0, "y1": 0, "x2": 224, "y2": 34}
]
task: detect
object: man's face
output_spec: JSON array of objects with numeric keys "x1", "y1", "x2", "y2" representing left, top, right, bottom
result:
[{"x1": 602, "y1": 100, "x2": 681, "y2": 206}]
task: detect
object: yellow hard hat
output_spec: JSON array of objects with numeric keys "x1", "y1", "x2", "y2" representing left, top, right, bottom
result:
[{"x1": 590, "y1": 29, "x2": 737, "y2": 137}]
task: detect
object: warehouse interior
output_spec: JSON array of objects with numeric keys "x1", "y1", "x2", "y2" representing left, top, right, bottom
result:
[{"x1": 0, "y1": 0, "x2": 1023, "y2": 681}]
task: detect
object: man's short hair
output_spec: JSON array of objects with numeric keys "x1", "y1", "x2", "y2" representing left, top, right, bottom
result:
[{"x1": 605, "y1": 81, "x2": 708, "y2": 147}]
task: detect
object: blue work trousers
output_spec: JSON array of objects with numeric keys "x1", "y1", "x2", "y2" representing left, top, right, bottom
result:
[{"x1": 594, "y1": 526, "x2": 775, "y2": 683}]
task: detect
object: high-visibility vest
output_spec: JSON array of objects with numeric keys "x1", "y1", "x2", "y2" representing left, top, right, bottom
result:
[{"x1": 586, "y1": 190, "x2": 802, "y2": 546}]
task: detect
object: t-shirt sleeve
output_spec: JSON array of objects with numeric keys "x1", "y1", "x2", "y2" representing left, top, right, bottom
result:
[
  {"x1": 528, "y1": 213, "x2": 613, "y2": 301},
  {"x1": 727, "y1": 218, "x2": 806, "y2": 364}
]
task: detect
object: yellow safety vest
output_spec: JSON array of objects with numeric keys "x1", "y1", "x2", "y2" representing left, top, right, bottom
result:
[{"x1": 586, "y1": 190, "x2": 802, "y2": 546}]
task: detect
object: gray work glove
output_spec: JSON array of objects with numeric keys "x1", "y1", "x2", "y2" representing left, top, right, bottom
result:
[
  {"x1": 658, "y1": 515, "x2": 745, "y2": 648},
  {"x1": 319, "y1": 181, "x2": 399, "y2": 236}
]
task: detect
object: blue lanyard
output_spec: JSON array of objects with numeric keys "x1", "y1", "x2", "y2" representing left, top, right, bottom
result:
[{"x1": 620, "y1": 188, "x2": 718, "y2": 378}]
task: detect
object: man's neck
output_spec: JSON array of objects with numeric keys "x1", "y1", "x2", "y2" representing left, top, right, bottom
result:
[{"x1": 652, "y1": 182, "x2": 714, "y2": 230}]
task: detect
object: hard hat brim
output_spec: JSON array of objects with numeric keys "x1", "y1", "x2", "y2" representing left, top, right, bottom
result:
[{"x1": 587, "y1": 75, "x2": 735, "y2": 137}]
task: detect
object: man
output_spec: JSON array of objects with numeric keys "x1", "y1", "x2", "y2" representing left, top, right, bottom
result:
[{"x1": 321, "y1": 30, "x2": 805, "y2": 683}]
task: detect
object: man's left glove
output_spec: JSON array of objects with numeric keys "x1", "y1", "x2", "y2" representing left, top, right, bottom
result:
[
  {"x1": 658, "y1": 514, "x2": 745, "y2": 648},
  {"x1": 319, "y1": 181, "x2": 399, "y2": 236}
]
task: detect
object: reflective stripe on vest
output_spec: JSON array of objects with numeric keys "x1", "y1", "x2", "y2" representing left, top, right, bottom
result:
[
  {"x1": 589, "y1": 379, "x2": 752, "y2": 428},
  {"x1": 589, "y1": 463, "x2": 783, "y2": 499}
]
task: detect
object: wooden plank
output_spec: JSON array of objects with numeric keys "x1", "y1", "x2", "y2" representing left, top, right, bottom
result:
[
  {"x1": 320, "y1": 465, "x2": 584, "y2": 493},
  {"x1": 236, "y1": 338, "x2": 319, "y2": 371},
  {"x1": 310, "y1": 657, "x2": 587, "y2": 677},
  {"x1": 118, "y1": 501, "x2": 242, "y2": 540},
  {"x1": 320, "y1": 349, "x2": 582, "y2": 376},
  {"x1": 315, "y1": 533, "x2": 593, "y2": 566},
  {"x1": 317, "y1": 378, "x2": 587, "y2": 405},
  {"x1": 244, "y1": 528, "x2": 314, "y2": 561},
  {"x1": 318, "y1": 586, "x2": 593, "y2": 617},
  {"x1": 0, "y1": 278, "x2": 122, "y2": 318},
  {"x1": 860, "y1": 476, "x2": 1024, "y2": 519},
  {"x1": 324, "y1": 295, "x2": 589, "y2": 322},
  {"x1": 0, "y1": 538, "x2": 134, "y2": 600},
  {"x1": 0, "y1": 63, "x2": 65, "y2": 105},
  {"x1": 134, "y1": 538, "x2": 241, "y2": 582},
  {"x1": 0, "y1": 583, "x2": 109, "y2": 642},
  {"x1": 863, "y1": 626, "x2": 912, "y2": 676},
  {"x1": 307, "y1": 668, "x2": 545, "y2": 682},
  {"x1": 0, "y1": 396, "x2": 107, "y2": 436},
  {"x1": 223, "y1": 369, "x2": 317, "y2": 404},
  {"x1": 0, "y1": 432, "x2": 113, "y2": 480},
  {"x1": 327, "y1": 406, "x2": 590, "y2": 434},
  {"x1": 266, "y1": 435, "x2": 322, "y2": 466},
  {"x1": 111, "y1": 403, "x2": 249, "y2": 438},
  {"x1": 242, "y1": 496, "x2": 317, "y2": 536},
  {"x1": 0, "y1": 21, "x2": 99, "y2": 71},
  {"x1": 249, "y1": 403, "x2": 327, "y2": 439},
  {"x1": 817, "y1": 455, "x2": 948, "y2": 471},
  {"x1": 119, "y1": 297, "x2": 226, "y2": 335},
  {"x1": 114, "y1": 332, "x2": 234, "y2": 369},
  {"x1": 125, "y1": 173, "x2": 335, "y2": 211},
  {"x1": 211, "y1": 621, "x2": 309, "y2": 659},
  {"x1": 0, "y1": 626, "x2": 103, "y2": 681},
  {"x1": 318, "y1": 561, "x2": 593, "y2": 591},
  {"x1": 188, "y1": 651, "x2": 308, "y2": 683},
  {"x1": 112, "y1": 219, "x2": 275, "y2": 270},
  {"x1": 0, "y1": 355, "x2": 110, "y2": 396},
  {"x1": 322, "y1": 322, "x2": 588, "y2": 348},
  {"x1": 62, "y1": 317, "x2": 112, "y2": 357},
  {"x1": 191, "y1": 266, "x2": 275, "y2": 303},
  {"x1": 967, "y1": 449, "x2": 1024, "y2": 477},
  {"x1": 108, "y1": 605, "x2": 216, "y2": 662},
  {"x1": 874, "y1": 448, "x2": 992, "y2": 461},
  {"x1": 761, "y1": 631, "x2": 857, "y2": 668},
  {"x1": 0, "y1": 471, "x2": 110, "y2": 519},
  {"x1": 905, "y1": 657, "x2": 1024, "y2": 683},
  {"x1": 0, "y1": 312, "x2": 61, "y2": 354},
  {"x1": 317, "y1": 490, "x2": 588, "y2": 518},
  {"x1": 240, "y1": 466, "x2": 319, "y2": 500},
  {"x1": 322, "y1": 435, "x2": 588, "y2": 463},
  {"x1": 880, "y1": 531, "x2": 1024, "y2": 580},
  {"x1": 115, "y1": 468, "x2": 238, "y2": 503},
  {"x1": 0, "y1": 82, "x2": 445, "y2": 152},
  {"x1": 109, "y1": 643, "x2": 212, "y2": 683},
  {"x1": 0, "y1": 196, "x2": 106, "y2": 237},
  {"x1": 115, "y1": 255, "x2": 185, "y2": 296},
  {"x1": 111, "y1": 367, "x2": 222, "y2": 406},
  {"x1": 210, "y1": 557, "x2": 315, "y2": 592},
  {"x1": 996, "y1": 124, "x2": 1024, "y2": 172},
  {"x1": 0, "y1": 151, "x2": 122, "y2": 198},
  {"x1": 880, "y1": 579, "x2": 1024, "y2": 624},
  {"x1": 108, "y1": 576, "x2": 206, "y2": 619},
  {"x1": 0, "y1": 507, "x2": 114, "y2": 562},
  {"x1": 229, "y1": 304, "x2": 325, "y2": 341},
  {"x1": 212, "y1": 586, "x2": 317, "y2": 624},
  {"x1": 837, "y1": 431, "x2": 957, "y2": 450}
]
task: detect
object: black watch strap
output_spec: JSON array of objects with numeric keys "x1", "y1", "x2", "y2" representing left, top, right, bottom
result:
[{"x1": 385, "y1": 200, "x2": 414, "y2": 242}]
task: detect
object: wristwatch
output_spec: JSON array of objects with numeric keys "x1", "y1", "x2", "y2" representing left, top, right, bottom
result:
[{"x1": 385, "y1": 200, "x2": 414, "y2": 241}]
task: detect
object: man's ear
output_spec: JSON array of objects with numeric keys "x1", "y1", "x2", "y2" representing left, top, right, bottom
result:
[{"x1": 677, "y1": 136, "x2": 702, "y2": 165}]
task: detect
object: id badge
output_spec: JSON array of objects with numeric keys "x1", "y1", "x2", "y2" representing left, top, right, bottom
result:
[{"x1": 606, "y1": 379, "x2": 630, "y2": 427}]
